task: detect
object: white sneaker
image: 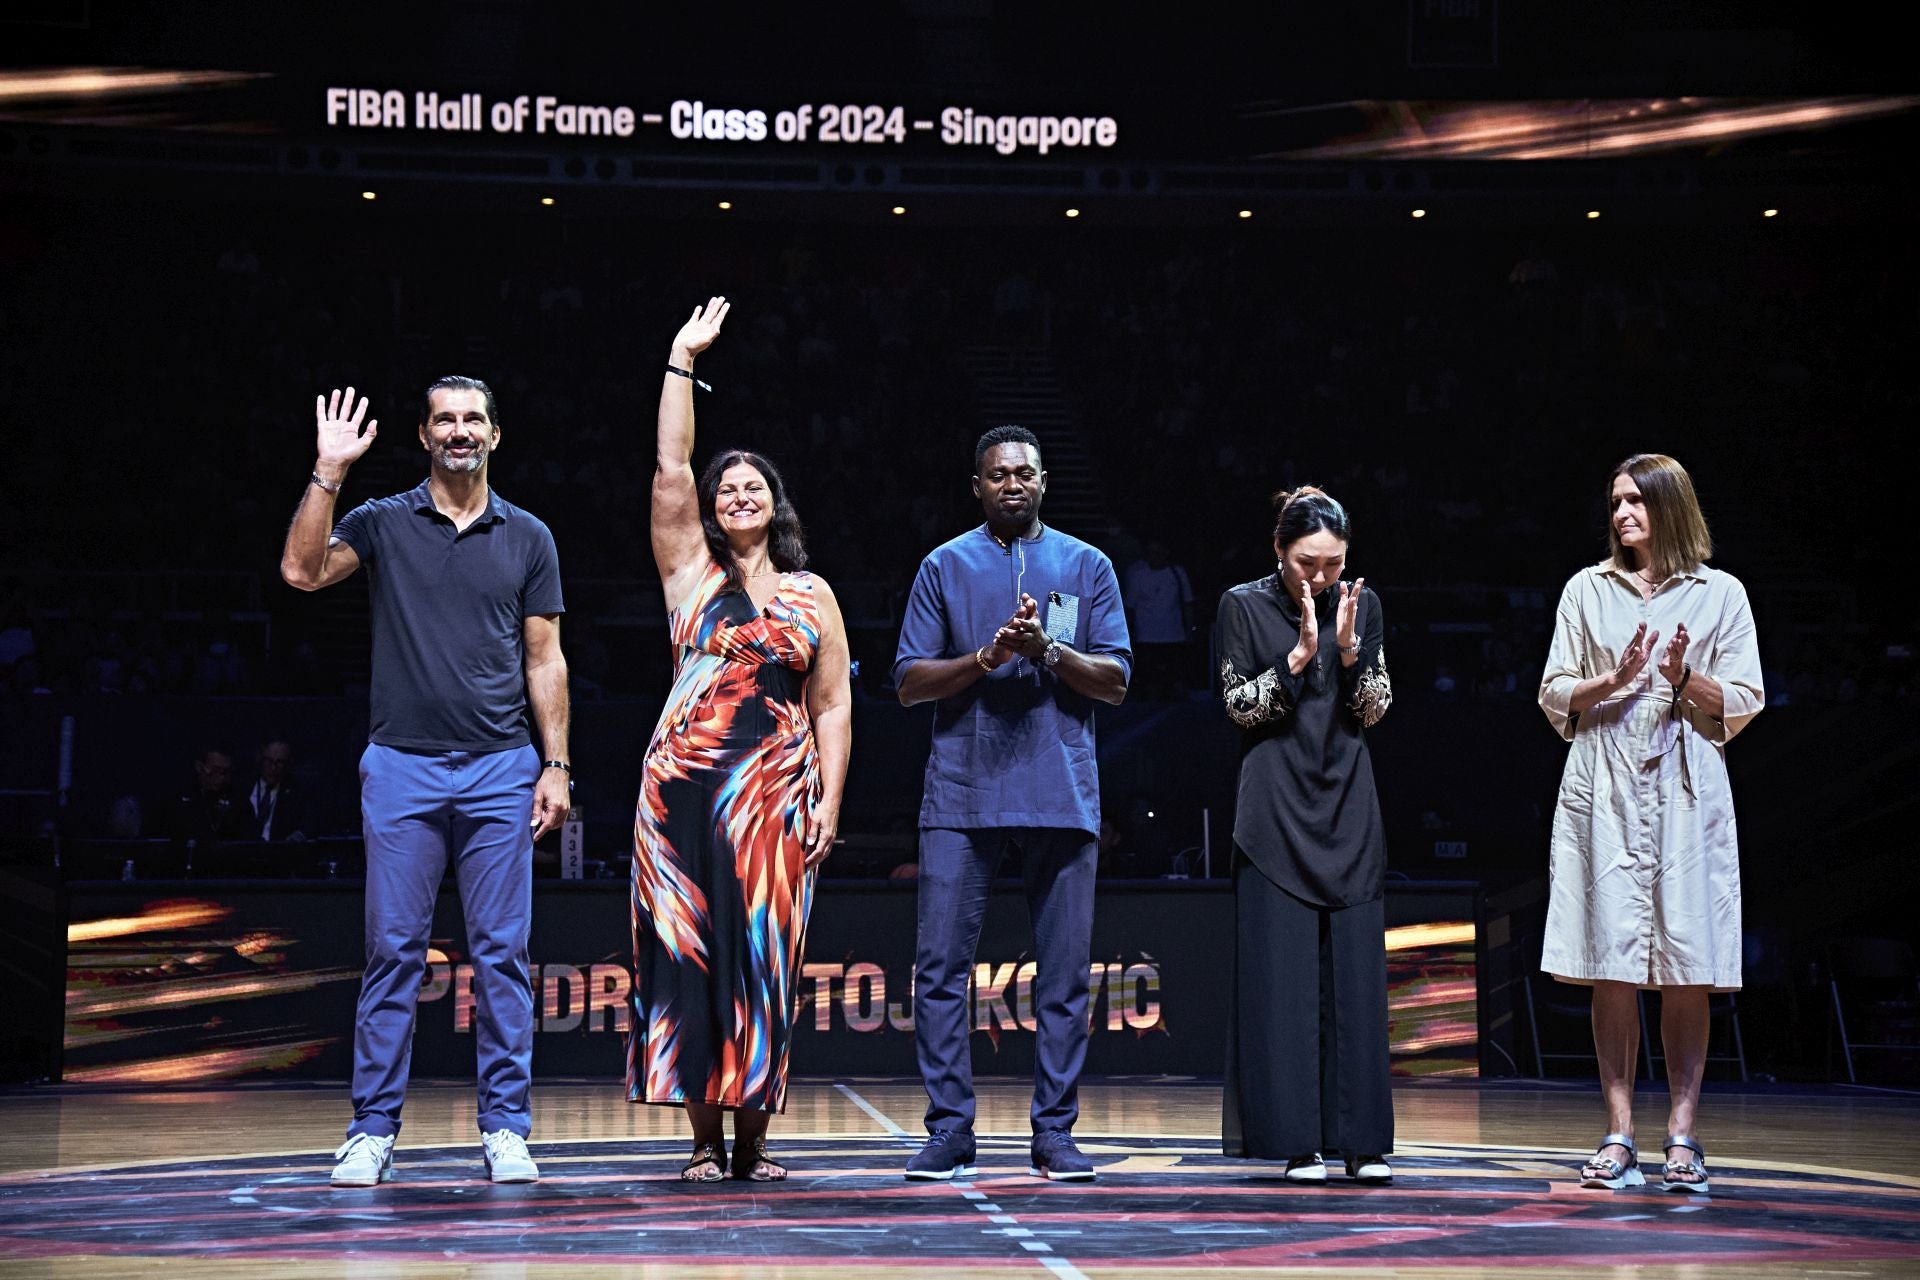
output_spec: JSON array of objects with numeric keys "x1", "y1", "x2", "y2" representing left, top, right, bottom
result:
[
  {"x1": 1345, "y1": 1155, "x2": 1393, "y2": 1184},
  {"x1": 1283, "y1": 1153, "x2": 1328, "y2": 1183},
  {"x1": 331, "y1": 1133, "x2": 396, "y2": 1187},
  {"x1": 482, "y1": 1130, "x2": 539, "y2": 1183}
]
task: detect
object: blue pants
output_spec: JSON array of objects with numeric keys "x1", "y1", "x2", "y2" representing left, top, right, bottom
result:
[
  {"x1": 913, "y1": 826, "x2": 1098, "y2": 1136},
  {"x1": 349, "y1": 743, "x2": 539, "y2": 1140}
]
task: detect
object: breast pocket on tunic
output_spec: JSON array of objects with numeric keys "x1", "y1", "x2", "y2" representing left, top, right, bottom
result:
[{"x1": 1044, "y1": 591, "x2": 1080, "y2": 645}]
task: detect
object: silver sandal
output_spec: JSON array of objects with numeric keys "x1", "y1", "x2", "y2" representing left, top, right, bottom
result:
[
  {"x1": 1579, "y1": 1133, "x2": 1644, "y2": 1189},
  {"x1": 1662, "y1": 1135, "x2": 1709, "y2": 1194}
]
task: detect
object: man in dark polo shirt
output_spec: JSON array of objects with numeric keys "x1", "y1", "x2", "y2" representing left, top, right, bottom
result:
[{"x1": 281, "y1": 378, "x2": 571, "y2": 1188}]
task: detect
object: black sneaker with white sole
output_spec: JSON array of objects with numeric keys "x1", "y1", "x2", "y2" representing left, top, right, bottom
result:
[
  {"x1": 904, "y1": 1129, "x2": 978, "y2": 1181},
  {"x1": 1029, "y1": 1129, "x2": 1096, "y2": 1181}
]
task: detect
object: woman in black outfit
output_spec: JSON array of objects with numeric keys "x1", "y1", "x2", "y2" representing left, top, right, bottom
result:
[{"x1": 1216, "y1": 486, "x2": 1394, "y2": 1184}]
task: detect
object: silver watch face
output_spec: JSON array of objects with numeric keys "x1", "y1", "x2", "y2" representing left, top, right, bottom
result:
[{"x1": 1043, "y1": 640, "x2": 1064, "y2": 668}]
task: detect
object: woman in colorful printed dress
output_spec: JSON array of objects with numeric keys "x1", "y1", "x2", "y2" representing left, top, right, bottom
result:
[
  {"x1": 1216, "y1": 487, "x2": 1395, "y2": 1186},
  {"x1": 1540, "y1": 454, "x2": 1761, "y2": 1195},
  {"x1": 631, "y1": 297, "x2": 852, "y2": 1182}
]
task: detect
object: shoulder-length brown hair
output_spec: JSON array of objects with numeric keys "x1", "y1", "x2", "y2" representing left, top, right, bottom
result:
[{"x1": 1606, "y1": 453, "x2": 1713, "y2": 579}]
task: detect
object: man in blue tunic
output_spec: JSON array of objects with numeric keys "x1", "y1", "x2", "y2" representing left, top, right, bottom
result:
[
  {"x1": 893, "y1": 425, "x2": 1131, "y2": 1182},
  {"x1": 281, "y1": 379, "x2": 572, "y2": 1188}
]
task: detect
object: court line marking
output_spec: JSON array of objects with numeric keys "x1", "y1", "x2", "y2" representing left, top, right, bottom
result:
[
  {"x1": 832, "y1": 1082, "x2": 912, "y2": 1140},
  {"x1": 835, "y1": 1082, "x2": 1091, "y2": 1280}
]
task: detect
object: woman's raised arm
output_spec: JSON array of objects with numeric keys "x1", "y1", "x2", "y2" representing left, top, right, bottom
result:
[{"x1": 651, "y1": 296, "x2": 730, "y2": 584}]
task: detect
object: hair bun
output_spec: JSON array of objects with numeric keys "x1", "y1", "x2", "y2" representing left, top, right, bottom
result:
[{"x1": 1271, "y1": 484, "x2": 1328, "y2": 513}]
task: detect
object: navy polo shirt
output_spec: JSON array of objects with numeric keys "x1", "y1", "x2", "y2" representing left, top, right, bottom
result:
[
  {"x1": 893, "y1": 524, "x2": 1132, "y2": 834},
  {"x1": 332, "y1": 481, "x2": 564, "y2": 753}
]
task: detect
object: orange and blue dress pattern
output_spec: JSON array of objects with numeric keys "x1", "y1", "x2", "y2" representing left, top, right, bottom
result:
[{"x1": 628, "y1": 558, "x2": 823, "y2": 1112}]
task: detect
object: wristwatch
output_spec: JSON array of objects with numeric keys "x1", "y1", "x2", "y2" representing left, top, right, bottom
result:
[{"x1": 1042, "y1": 640, "x2": 1066, "y2": 670}]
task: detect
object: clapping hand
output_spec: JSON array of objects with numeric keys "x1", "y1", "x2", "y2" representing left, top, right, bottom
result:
[
  {"x1": 314, "y1": 387, "x2": 378, "y2": 476},
  {"x1": 1657, "y1": 622, "x2": 1690, "y2": 685},
  {"x1": 995, "y1": 593, "x2": 1048, "y2": 660},
  {"x1": 1611, "y1": 622, "x2": 1660, "y2": 688},
  {"x1": 671, "y1": 295, "x2": 729, "y2": 359},
  {"x1": 1334, "y1": 578, "x2": 1367, "y2": 654},
  {"x1": 1288, "y1": 577, "x2": 1318, "y2": 673}
]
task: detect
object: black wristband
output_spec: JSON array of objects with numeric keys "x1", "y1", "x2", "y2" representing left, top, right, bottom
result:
[
  {"x1": 666, "y1": 364, "x2": 713, "y2": 392},
  {"x1": 542, "y1": 760, "x2": 571, "y2": 773}
]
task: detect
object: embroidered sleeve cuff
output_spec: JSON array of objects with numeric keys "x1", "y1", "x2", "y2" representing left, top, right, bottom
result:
[
  {"x1": 1222, "y1": 659, "x2": 1295, "y2": 728},
  {"x1": 1347, "y1": 647, "x2": 1393, "y2": 728}
]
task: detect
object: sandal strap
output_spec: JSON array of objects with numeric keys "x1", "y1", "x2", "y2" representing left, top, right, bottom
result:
[
  {"x1": 1583, "y1": 1134, "x2": 1638, "y2": 1174},
  {"x1": 1589, "y1": 1143, "x2": 1635, "y2": 1174},
  {"x1": 1663, "y1": 1134, "x2": 1704, "y2": 1158},
  {"x1": 684, "y1": 1142, "x2": 726, "y2": 1172}
]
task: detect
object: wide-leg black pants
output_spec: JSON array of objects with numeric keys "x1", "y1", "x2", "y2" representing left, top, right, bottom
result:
[{"x1": 1223, "y1": 849, "x2": 1394, "y2": 1159}]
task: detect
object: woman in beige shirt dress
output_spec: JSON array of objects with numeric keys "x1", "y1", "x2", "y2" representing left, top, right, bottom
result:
[{"x1": 1539, "y1": 453, "x2": 1763, "y2": 1195}]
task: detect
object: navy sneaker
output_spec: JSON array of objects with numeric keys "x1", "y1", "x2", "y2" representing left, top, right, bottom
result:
[
  {"x1": 904, "y1": 1129, "x2": 978, "y2": 1181},
  {"x1": 1029, "y1": 1129, "x2": 1096, "y2": 1181}
]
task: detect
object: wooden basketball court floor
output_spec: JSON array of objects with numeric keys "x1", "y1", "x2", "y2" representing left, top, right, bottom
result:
[{"x1": 1, "y1": 1076, "x2": 1917, "y2": 1279}]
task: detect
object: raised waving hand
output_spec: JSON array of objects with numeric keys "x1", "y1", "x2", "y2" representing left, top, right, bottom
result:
[
  {"x1": 672, "y1": 296, "x2": 730, "y2": 362},
  {"x1": 282, "y1": 388, "x2": 374, "y2": 592},
  {"x1": 652, "y1": 296, "x2": 729, "y2": 590},
  {"x1": 315, "y1": 387, "x2": 379, "y2": 478}
]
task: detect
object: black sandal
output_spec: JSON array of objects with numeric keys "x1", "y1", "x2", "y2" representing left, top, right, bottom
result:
[
  {"x1": 731, "y1": 1135, "x2": 787, "y2": 1182},
  {"x1": 681, "y1": 1142, "x2": 727, "y2": 1182}
]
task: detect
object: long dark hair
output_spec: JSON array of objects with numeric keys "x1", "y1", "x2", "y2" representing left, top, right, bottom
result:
[
  {"x1": 699, "y1": 449, "x2": 809, "y2": 581},
  {"x1": 1271, "y1": 484, "x2": 1351, "y2": 552}
]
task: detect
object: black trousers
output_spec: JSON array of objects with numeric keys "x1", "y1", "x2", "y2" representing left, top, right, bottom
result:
[{"x1": 1223, "y1": 851, "x2": 1394, "y2": 1159}]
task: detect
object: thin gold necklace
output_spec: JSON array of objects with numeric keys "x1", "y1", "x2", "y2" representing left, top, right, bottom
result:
[{"x1": 989, "y1": 521, "x2": 1042, "y2": 550}]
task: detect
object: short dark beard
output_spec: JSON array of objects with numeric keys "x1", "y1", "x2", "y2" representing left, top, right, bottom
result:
[
  {"x1": 983, "y1": 494, "x2": 1043, "y2": 541},
  {"x1": 433, "y1": 442, "x2": 488, "y2": 474}
]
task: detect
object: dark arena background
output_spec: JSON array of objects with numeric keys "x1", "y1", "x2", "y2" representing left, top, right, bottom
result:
[{"x1": 2, "y1": 4, "x2": 1917, "y2": 1278}]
